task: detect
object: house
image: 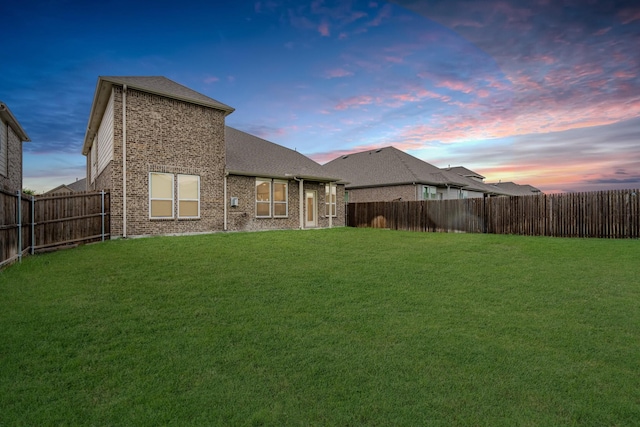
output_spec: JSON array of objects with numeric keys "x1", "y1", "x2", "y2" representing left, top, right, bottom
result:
[
  {"x1": 488, "y1": 181, "x2": 542, "y2": 196},
  {"x1": 82, "y1": 76, "x2": 344, "y2": 238},
  {"x1": 323, "y1": 146, "x2": 504, "y2": 202},
  {"x1": 44, "y1": 178, "x2": 87, "y2": 195},
  {"x1": 0, "y1": 102, "x2": 31, "y2": 191},
  {"x1": 446, "y1": 166, "x2": 485, "y2": 183}
]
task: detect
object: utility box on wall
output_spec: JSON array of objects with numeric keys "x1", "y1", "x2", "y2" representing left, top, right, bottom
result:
[{"x1": 230, "y1": 197, "x2": 239, "y2": 207}]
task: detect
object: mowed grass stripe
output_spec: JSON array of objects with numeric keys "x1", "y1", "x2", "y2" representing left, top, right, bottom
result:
[{"x1": 1, "y1": 228, "x2": 639, "y2": 426}]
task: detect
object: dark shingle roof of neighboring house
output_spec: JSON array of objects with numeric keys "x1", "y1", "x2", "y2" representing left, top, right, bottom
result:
[
  {"x1": 322, "y1": 146, "x2": 469, "y2": 189},
  {"x1": 488, "y1": 182, "x2": 542, "y2": 196},
  {"x1": 447, "y1": 166, "x2": 485, "y2": 181},
  {"x1": 0, "y1": 102, "x2": 30, "y2": 142},
  {"x1": 225, "y1": 127, "x2": 342, "y2": 182},
  {"x1": 43, "y1": 178, "x2": 87, "y2": 195},
  {"x1": 67, "y1": 178, "x2": 87, "y2": 192},
  {"x1": 83, "y1": 76, "x2": 234, "y2": 155}
]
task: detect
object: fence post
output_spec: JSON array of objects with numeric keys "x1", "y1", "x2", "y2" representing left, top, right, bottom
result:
[
  {"x1": 101, "y1": 190, "x2": 105, "y2": 242},
  {"x1": 31, "y1": 195, "x2": 35, "y2": 255},
  {"x1": 16, "y1": 191, "x2": 22, "y2": 263}
]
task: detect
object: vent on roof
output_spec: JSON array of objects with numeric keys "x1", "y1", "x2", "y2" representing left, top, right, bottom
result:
[
  {"x1": 342, "y1": 155, "x2": 349, "y2": 159},
  {"x1": 375, "y1": 148, "x2": 382, "y2": 153}
]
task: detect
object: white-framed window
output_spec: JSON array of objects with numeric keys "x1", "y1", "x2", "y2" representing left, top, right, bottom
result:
[
  {"x1": 0, "y1": 119, "x2": 7, "y2": 177},
  {"x1": 256, "y1": 178, "x2": 289, "y2": 218},
  {"x1": 178, "y1": 174, "x2": 200, "y2": 218},
  {"x1": 149, "y1": 172, "x2": 174, "y2": 219},
  {"x1": 256, "y1": 179, "x2": 271, "y2": 217},
  {"x1": 459, "y1": 189, "x2": 468, "y2": 199},
  {"x1": 273, "y1": 180, "x2": 288, "y2": 217},
  {"x1": 422, "y1": 185, "x2": 437, "y2": 200},
  {"x1": 325, "y1": 183, "x2": 337, "y2": 217}
]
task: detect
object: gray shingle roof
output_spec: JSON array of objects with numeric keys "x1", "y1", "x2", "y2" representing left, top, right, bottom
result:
[
  {"x1": 100, "y1": 76, "x2": 234, "y2": 113},
  {"x1": 67, "y1": 178, "x2": 87, "y2": 192},
  {"x1": 447, "y1": 166, "x2": 485, "y2": 180},
  {"x1": 83, "y1": 76, "x2": 234, "y2": 155},
  {"x1": 225, "y1": 127, "x2": 341, "y2": 182},
  {"x1": 488, "y1": 182, "x2": 543, "y2": 196},
  {"x1": 323, "y1": 146, "x2": 469, "y2": 189}
]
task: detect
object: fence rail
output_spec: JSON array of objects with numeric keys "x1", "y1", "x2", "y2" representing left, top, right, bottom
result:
[
  {"x1": 1, "y1": 189, "x2": 110, "y2": 268},
  {"x1": 347, "y1": 189, "x2": 640, "y2": 239}
]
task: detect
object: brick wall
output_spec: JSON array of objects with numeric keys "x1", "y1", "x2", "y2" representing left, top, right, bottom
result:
[
  {"x1": 0, "y1": 126, "x2": 23, "y2": 191},
  {"x1": 347, "y1": 184, "x2": 418, "y2": 202},
  {"x1": 93, "y1": 87, "x2": 226, "y2": 237},
  {"x1": 226, "y1": 176, "x2": 345, "y2": 230}
]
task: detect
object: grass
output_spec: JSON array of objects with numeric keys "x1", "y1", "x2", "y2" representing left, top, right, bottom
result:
[{"x1": 1, "y1": 228, "x2": 639, "y2": 426}]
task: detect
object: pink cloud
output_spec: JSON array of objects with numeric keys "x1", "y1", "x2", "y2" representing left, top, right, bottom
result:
[
  {"x1": 318, "y1": 21, "x2": 330, "y2": 36},
  {"x1": 334, "y1": 95, "x2": 376, "y2": 110},
  {"x1": 614, "y1": 70, "x2": 636, "y2": 79},
  {"x1": 593, "y1": 27, "x2": 611, "y2": 36},
  {"x1": 324, "y1": 68, "x2": 353, "y2": 79},
  {"x1": 620, "y1": 8, "x2": 640, "y2": 24}
]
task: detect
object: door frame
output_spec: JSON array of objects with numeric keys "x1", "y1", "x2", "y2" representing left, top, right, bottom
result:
[{"x1": 305, "y1": 190, "x2": 317, "y2": 228}]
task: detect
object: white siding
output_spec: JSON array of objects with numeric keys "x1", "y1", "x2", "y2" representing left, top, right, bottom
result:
[
  {"x1": 0, "y1": 119, "x2": 6, "y2": 177},
  {"x1": 91, "y1": 135, "x2": 97, "y2": 183},
  {"x1": 97, "y1": 90, "x2": 114, "y2": 175}
]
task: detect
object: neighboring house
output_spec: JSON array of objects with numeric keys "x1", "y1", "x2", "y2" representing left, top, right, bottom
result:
[
  {"x1": 323, "y1": 146, "x2": 502, "y2": 202},
  {"x1": 82, "y1": 76, "x2": 343, "y2": 238},
  {"x1": 43, "y1": 178, "x2": 87, "y2": 195},
  {"x1": 446, "y1": 166, "x2": 485, "y2": 183},
  {"x1": 0, "y1": 102, "x2": 30, "y2": 191},
  {"x1": 488, "y1": 182, "x2": 542, "y2": 196}
]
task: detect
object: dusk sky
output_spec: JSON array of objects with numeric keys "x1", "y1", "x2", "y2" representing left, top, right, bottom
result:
[{"x1": 3, "y1": 0, "x2": 639, "y2": 194}]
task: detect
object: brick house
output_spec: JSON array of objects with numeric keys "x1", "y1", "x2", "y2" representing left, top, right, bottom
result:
[
  {"x1": 323, "y1": 146, "x2": 506, "y2": 202},
  {"x1": 82, "y1": 76, "x2": 344, "y2": 237},
  {"x1": 0, "y1": 102, "x2": 30, "y2": 191}
]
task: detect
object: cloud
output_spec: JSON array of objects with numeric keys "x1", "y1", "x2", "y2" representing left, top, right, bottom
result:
[
  {"x1": 318, "y1": 21, "x2": 330, "y2": 36},
  {"x1": 324, "y1": 67, "x2": 353, "y2": 78},
  {"x1": 204, "y1": 76, "x2": 219, "y2": 84}
]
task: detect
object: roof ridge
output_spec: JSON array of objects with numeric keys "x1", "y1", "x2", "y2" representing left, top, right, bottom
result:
[{"x1": 388, "y1": 147, "x2": 421, "y2": 183}]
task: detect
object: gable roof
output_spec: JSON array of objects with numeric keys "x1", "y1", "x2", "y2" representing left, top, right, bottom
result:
[
  {"x1": 0, "y1": 102, "x2": 30, "y2": 142},
  {"x1": 225, "y1": 127, "x2": 342, "y2": 182},
  {"x1": 323, "y1": 146, "x2": 468, "y2": 189},
  {"x1": 82, "y1": 76, "x2": 234, "y2": 155}
]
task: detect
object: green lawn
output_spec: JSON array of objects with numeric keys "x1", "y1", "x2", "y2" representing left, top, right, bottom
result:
[{"x1": 1, "y1": 228, "x2": 639, "y2": 426}]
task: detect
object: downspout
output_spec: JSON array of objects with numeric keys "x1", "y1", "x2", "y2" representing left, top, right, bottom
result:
[
  {"x1": 294, "y1": 177, "x2": 304, "y2": 229},
  {"x1": 223, "y1": 172, "x2": 228, "y2": 231},
  {"x1": 122, "y1": 84, "x2": 128, "y2": 238}
]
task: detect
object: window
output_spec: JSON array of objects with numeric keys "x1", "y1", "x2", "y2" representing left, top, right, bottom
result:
[
  {"x1": 273, "y1": 180, "x2": 288, "y2": 217},
  {"x1": 256, "y1": 179, "x2": 271, "y2": 217},
  {"x1": 422, "y1": 185, "x2": 437, "y2": 200},
  {"x1": 325, "y1": 184, "x2": 336, "y2": 216},
  {"x1": 178, "y1": 174, "x2": 200, "y2": 218},
  {"x1": 149, "y1": 172, "x2": 174, "y2": 218},
  {"x1": 459, "y1": 189, "x2": 468, "y2": 199},
  {"x1": 256, "y1": 178, "x2": 289, "y2": 218}
]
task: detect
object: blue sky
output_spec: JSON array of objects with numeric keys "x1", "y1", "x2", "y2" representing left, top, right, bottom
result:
[{"x1": 2, "y1": 0, "x2": 639, "y2": 193}]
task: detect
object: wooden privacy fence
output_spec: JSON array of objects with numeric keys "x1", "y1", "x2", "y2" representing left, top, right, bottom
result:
[
  {"x1": 347, "y1": 189, "x2": 640, "y2": 239},
  {"x1": 0, "y1": 189, "x2": 110, "y2": 268}
]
